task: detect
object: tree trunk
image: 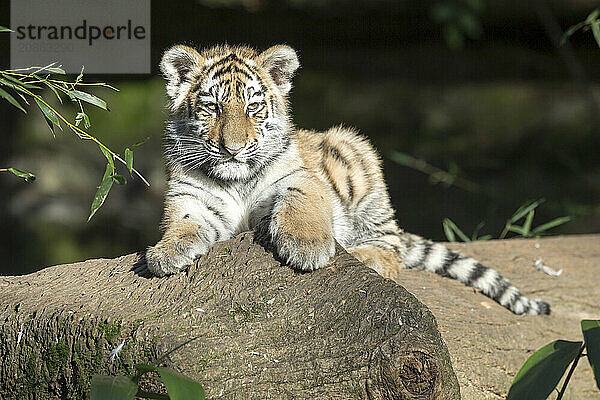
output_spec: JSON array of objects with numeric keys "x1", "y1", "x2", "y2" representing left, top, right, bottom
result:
[{"x1": 0, "y1": 231, "x2": 460, "y2": 399}]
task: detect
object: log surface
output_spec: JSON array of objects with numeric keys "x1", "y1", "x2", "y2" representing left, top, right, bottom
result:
[{"x1": 0, "y1": 232, "x2": 459, "y2": 399}]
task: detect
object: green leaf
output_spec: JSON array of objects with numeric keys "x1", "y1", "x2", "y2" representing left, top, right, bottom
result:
[
  {"x1": 6, "y1": 167, "x2": 36, "y2": 182},
  {"x1": 591, "y1": 21, "x2": 600, "y2": 48},
  {"x1": 131, "y1": 136, "x2": 150, "y2": 149},
  {"x1": 124, "y1": 148, "x2": 133, "y2": 174},
  {"x1": 582, "y1": 320, "x2": 600, "y2": 389},
  {"x1": 443, "y1": 218, "x2": 456, "y2": 242},
  {"x1": 471, "y1": 221, "x2": 485, "y2": 241},
  {"x1": 43, "y1": 81, "x2": 63, "y2": 104},
  {"x1": 585, "y1": 8, "x2": 600, "y2": 24},
  {"x1": 90, "y1": 375, "x2": 137, "y2": 400},
  {"x1": 134, "y1": 363, "x2": 157, "y2": 375},
  {"x1": 507, "y1": 225, "x2": 527, "y2": 236},
  {"x1": 112, "y1": 174, "x2": 126, "y2": 185},
  {"x1": 507, "y1": 340, "x2": 584, "y2": 400},
  {"x1": 75, "y1": 66, "x2": 84, "y2": 84},
  {"x1": 522, "y1": 210, "x2": 534, "y2": 235},
  {"x1": 510, "y1": 199, "x2": 544, "y2": 223},
  {"x1": 75, "y1": 112, "x2": 91, "y2": 129},
  {"x1": 442, "y1": 218, "x2": 470, "y2": 242},
  {"x1": 0, "y1": 26, "x2": 13, "y2": 32},
  {"x1": 69, "y1": 89, "x2": 108, "y2": 110},
  {"x1": 0, "y1": 87, "x2": 26, "y2": 113},
  {"x1": 34, "y1": 98, "x2": 61, "y2": 132},
  {"x1": 0, "y1": 74, "x2": 42, "y2": 89},
  {"x1": 531, "y1": 216, "x2": 572, "y2": 235},
  {"x1": 98, "y1": 145, "x2": 114, "y2": 168},
  {"x1": 46, "y1": 67, "x2": 65, "y2": 74},
  {"x1": 389, "y1": 151, "x2": 414, "y2": 167},
  {"x1": 561, "y1": 21, "x2": 587, "y2": 44},
  {"x1": 88, "y1": 163, "x2": 114, "y2": 221},
  {"x1": 157, "y1": 367, "x2": 205, "y2": 400}
]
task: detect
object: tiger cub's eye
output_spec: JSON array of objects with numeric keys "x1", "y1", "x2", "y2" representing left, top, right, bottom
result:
[
  {"x1": 204, "y1": 102, "x2": 219, "y2": 112},
  {"x1": 247, "y1": 102, "x2": 261, "y2": 112}
]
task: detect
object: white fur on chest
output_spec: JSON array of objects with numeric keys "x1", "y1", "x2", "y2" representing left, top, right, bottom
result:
[{"x1": 169, "y1": 146, "x2": 303, "y2": 235}]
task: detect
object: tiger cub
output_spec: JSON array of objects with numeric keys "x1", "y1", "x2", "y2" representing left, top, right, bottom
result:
[{"x1": 146, "y1": 44, "x2": 550, "y2": 316}]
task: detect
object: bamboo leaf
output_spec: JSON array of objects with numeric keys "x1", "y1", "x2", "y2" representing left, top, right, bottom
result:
[
  {"x1": 509, "y1": 199, "x2": 544, "y2": 223},
  {"x1": 157, "y1": 367, "x2": 206, "y2": 400},
  {"x1": 585, "y1": 8, "x2": 600, "y2": 24},
  {"x1": 471, "y1": 221, "x2": 485, "y2": 241},
  {"x1": 88, "y1": 163, "x2": 114, "y2": 221},
  {"x1": 46, "y1": 67, "x2": 66, "y2": 74},
  {"x1": 389, "y1": 151, "x2": 414, "y2": 167},
  {"x1": 522, "y1": 210, "x2": 534, "y2": 235},
  {"x1": 90, "y1": 375, "x2": 137, "y2": 400},
  {"x1": 125, "y1": 148, "x2": 133, "y2": 174},
  {"x1": 75, "y1": 66, "x2": 84, "y2": 84},
  {"x1": 443, "y1": 218, "x2": 470, "y2": 242},
  {"x1": 532, "y1": 216, "x2": 572, "y2": 234},
  {"x1": 591, "y1": 20, "x2": 600, "y2": 48},
  {"x1": 561, "y1": 21, "x2": 587, "y2": 44},
  {"x1": 134, "y1": 363, "x2": 157, "y2": 375},
  {"x1": 581, "y1": 320, "x2": 600, "y2": 389},
  {"x1": 43, "y1": 81, "x2": 63, "y2": 104},
  {"x1": 507, "y1": 340, "x2": 584, "y2": 400},
  {"x1": 507, "y1": 225, "x2": 527, "y2": 236},
  {"x1": 98, "y1": 145, "x2": 114, "y2": 168},
  {"x1": 443, "y1": 218, "x2": 456, "y2": 242},
  {"x1": 75, "y1": 112, "x2": 91, "y2": 129},
  {"x1": 0, "y1": 75, "x2": 42, "y2": 90},
  {"x1": 131, "y1": 136, "x2": 150, "y2": 149},
  {"x1": 6, "y1": 167, "x2": 36, "y2": 182},
  {"x1": 69, "y1": 89, "x2": 108, "y2": 110},
  {"x1": 112, "y1": 174, "x2": 126, "y2": 185},
  {"x1": 0, "y1": 87, "x2": 26, "y2": 113},
  {"x1": 0, "y1": 26, "x2": 13, "y2": 32},
  {"x1": 34, "y1": 98, "x2": 61, "y2": 132}
]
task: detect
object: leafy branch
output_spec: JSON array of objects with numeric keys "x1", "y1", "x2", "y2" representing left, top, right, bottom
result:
[
  {"x1": 0, "y1": 26, "x2": 150, "y2": 220},
  {"x1": 561, "y1": 8, "x2": 600, "y2": 48},
  {"x1": 91, "y1": 338, "x2": 205, "y2": 400},
  {"x1": 507, "y1": 320, "x2": 600, "y2": 400}
]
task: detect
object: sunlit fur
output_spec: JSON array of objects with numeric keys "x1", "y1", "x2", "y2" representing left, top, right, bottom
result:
[{"x1": 147, "y1": 44, "x2": 550, "y2": 316}]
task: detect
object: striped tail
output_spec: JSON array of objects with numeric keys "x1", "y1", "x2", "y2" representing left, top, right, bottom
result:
[{"x1": 400, "y1": 234, "x2": 550, "y2": 315}]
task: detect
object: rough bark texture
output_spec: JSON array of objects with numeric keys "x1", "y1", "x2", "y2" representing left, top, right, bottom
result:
[
  {"x1": 396, "y1": 235, "x2": 600, "y2": 400},
  {"x1": 0, "y1": 232, "x2": 459, "y2": 400}
]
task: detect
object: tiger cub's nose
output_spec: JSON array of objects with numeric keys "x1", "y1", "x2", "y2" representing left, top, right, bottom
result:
[{"x1": 223, "y1": 144, "x2": 244, "y2": 156}]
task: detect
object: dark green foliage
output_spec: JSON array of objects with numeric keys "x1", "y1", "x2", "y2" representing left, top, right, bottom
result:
[
  {"x1": 507, "y1": 320, "x2": 600, "y2": 399},
  {"x1": 581, "y1": 320, "x2": 600, "y2": 390},
  {"x1": 507, "y1": 340, "x2": 583, "y2": 400},
  {"x1": 0, "y1": 29, "x2": 150, "y2": 220},
  {"x1": 91, "y1": 338, "x2": 205, "y2": 400}
]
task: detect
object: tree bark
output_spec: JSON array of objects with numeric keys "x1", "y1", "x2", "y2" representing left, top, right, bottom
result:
[{"x1": 0, "y1": 231, "x2": 460, "y2": 399}]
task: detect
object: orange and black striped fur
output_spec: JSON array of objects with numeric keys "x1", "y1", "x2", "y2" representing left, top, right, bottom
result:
[{"x1": 147, "y1": 44, "x2": 550, "y2": 315}]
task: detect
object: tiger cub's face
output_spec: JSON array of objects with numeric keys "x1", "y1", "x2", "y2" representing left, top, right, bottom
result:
[{"x1": 161, "y1": 44, "x2": 299, "y2": 181}]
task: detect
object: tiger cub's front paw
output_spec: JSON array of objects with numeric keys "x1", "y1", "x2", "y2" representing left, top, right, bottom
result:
[
  {"x1": 146, "y1": 229, "x2": 209, "y2": 277},
  {"x1": 273, "y1": 233, "x2": 336, "y2": 272}
]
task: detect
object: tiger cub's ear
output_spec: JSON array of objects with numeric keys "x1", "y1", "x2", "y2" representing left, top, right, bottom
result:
[
  {"x1": 160, "y1": 45, "x2": 203, "y2": 100},
  {"x1": 257, "y1": 45, "x2": 300, "y2": 96}
]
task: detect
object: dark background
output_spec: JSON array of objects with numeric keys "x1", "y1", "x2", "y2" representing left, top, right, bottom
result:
[{"x1": 1, "y1": 0, "x2": 599, "y2": 275}]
